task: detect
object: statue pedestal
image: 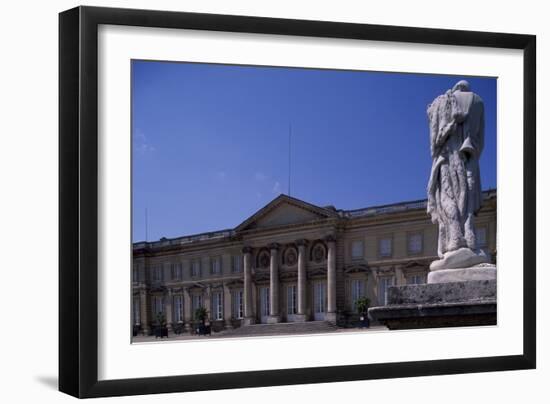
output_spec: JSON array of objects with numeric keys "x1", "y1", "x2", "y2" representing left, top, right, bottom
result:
[
  {"x1": 428, "y1": 263, "x2": 496, "y2": 284},
  {"x1": 368, "y1": 279, "x2": 496, "y2": 330}
]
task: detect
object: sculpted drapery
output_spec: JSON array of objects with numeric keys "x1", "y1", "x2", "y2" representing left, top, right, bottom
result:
[{"x1": 427, "y1": 80, "x2": 487, "y2": 268}]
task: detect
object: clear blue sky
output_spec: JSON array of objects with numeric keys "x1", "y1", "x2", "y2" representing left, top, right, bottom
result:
[{"x1": 132, "y1": 60, "x2": 497, "y2": 242}]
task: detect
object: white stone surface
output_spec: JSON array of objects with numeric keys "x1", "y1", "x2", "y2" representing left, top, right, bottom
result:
[
  {"x1": 427, "y1": 81, "x2": 490, "y2": 271},
  {"x1": 430, "y1": 247, "x2": 490, "y2": 270},
  {"x1": 428, "y1": 264, "x2": 496, "y2": 284}
]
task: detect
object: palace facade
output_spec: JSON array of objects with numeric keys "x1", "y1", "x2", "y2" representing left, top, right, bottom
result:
[{"x1": 132, "y1": 190, "x2": 496, "y2": 336}]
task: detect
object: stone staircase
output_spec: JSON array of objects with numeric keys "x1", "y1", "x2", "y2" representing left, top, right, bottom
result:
[{"x1": 213, "y1": 321, "x2": 339, "y2": 338}]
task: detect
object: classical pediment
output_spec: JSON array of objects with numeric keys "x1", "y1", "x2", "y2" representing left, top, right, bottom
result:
[{"x1": 235, "y1": 194, "x2": 338, "y2": 232}]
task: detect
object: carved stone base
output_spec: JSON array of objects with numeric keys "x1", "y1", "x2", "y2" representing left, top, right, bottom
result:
[
  {"x1": 292, "y1": 314, "x2": 308, "y2": 322},
  {"x1": 242, "y1": 317, "x2": 256, "y2": 326},
  {"x1": 324, "y1": 312, "x2": 337, "y2": 323},
  {"x1": 266, "y1": 315, "x2": 281, "y2": 324},
  {"x1": 430, "y1": 247, "x2": 489, "y2": 271},
  {"x1": 368, "y1": 280, "x2": 496, "y2": 330},
  {"x1": 428, "y1": 264, "x2": 496, "y2": 284}
]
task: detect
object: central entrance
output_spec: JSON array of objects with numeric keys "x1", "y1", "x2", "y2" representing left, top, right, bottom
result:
[
  {"x1": 260, "y1": 286, "x2": 270, "y2": 323},
  {"x1": 313, "y1": 281, "x2": 327, "y2": 321}
]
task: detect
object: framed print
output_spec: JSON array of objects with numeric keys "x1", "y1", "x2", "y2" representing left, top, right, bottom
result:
[{"x1": 59, "y1": 5, "x2": 536, "y2": 398}]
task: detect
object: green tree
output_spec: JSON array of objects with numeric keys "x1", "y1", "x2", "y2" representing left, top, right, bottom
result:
[
  {"x1": 194, "y1": 307, "x2": 209, "y2": 325},
  {"x1": 355, "y1": 297, "x2": 371, "y2": 314}
]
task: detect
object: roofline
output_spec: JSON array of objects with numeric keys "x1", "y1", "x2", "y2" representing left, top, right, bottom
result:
[
  {"x1": 343, "y1": 188, "x2": 496, "y2": 215},
  {"x1": 134, "y1": 188, "x2": 496, "y2": 249}
]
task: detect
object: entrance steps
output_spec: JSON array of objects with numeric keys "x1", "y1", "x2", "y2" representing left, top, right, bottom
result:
[{"x1": 215, "y1": 320, "x2": 339, "y2": 337}]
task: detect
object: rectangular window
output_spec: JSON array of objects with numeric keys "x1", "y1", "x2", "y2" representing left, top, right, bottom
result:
[
  {"x1": 408, "y1": 233, "x2": 423, "y2": 255},
  {"x1": 171, "y1": 263, "x2": 183, "y2": 280},
  {"x1": 132, "y1": 264, "x2": 140, "y2": 283},
  {"x1": 153, "y1": 295, "x2": 164, "y2": 317},
  {"x1": 379, "y1": 237, "x2": 392, "y2": 257},
  {"x1": 232, "y1": 290, "x2": 243, "y2": 319},
  {"x1": 191, "y1": 294, "x2": 203, "y2": 320},
  {"x1": 287, "y1": 285, "x2": 297, "y2": 315},
  {"x1": 173, "y1": 295, "x2": 184, "y2": 322},
  {"x1": 133, "y1": 297, "x2": 141, "y2": 325},
  {"x1": 351, "y1": 240, "x2": 364, "y2": 259},
  {"x1": 407, "y1": 274, "x2": 425, "y2": 285},
  {"x1": 152, "y1": 265, "x2": 163, "y2": 282},
  {"x1": 211, "y1": 257, "x2": 221, "y2": 274},
  {"x1": 351, "y1": 279, "x2": 366, "y2": 312},
  {"x1": 212, "y1": 291, "x2": 223, "y2": 320},
  {"x1": 191, "y1": 260, "x2": 200, "y2": 277},
  {"x1": 476, "y1": 226, "x2": 488, "y2": 248},
  {"x1": 232, "y1": 255, "x2": 242, "y2": 272},
  {"x1": 260, "y1": 287, "x2": 270, "y2": 317},
  {"x1": 314, "y1": 282, "x2": 326, "y2": 315},
  {"x1": 378, "y1": 277, "x2": 394, "y2": 305}
]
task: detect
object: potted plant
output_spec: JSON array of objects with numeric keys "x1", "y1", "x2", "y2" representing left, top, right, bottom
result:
[
  {"x1": 356, "y1": 297, "x2": 371, "y2": 328},
  {"x1": 194, "y1": 307, "x2": 210, "y2": 335},
  {"x1": 154, "y1": 312, "x2": 168, "y2": 338}
]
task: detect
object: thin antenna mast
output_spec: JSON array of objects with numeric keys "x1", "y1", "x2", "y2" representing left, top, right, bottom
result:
[
  {"x1": 145, "y1": 207, "x2": 148, "y2": 241},
  {"x1": 288, "y1": 124, "x2": 291, "y2": 196}
]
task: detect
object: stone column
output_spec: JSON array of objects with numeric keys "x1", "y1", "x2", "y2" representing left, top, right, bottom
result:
[
  {"x1": 139, "y1": 289, "x2": 150, "y2": 336},
  {"x1": 296, "y1": 239, "x2": 308, "y2": 322},
  {"x1": 183, "y1": 287, "x2": 192, "y2": 332},
  {"x1": 165, "y1": 288, "x2": 173, "y2": 333},
  {"x1": 223, "y1": 283, "x2": 233, "y2": 329},
  {"x1": 242, "y1": 246, "x2": 255, "y2": 325},
  {"x1": 267, "y1": 243, "x2": 281, "y2": 323},
  {"x1": 326, "y1": 235, "x2": 337, "y2": 322}
]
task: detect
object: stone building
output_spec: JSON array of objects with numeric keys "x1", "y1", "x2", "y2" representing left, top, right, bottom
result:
[{"x1": 132, "y1": 190, "x2": 496, "y2": 336}]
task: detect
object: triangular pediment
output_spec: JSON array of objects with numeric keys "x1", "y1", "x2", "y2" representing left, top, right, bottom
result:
[{"x1": 235, "y1": 194, "x2": 338, "y2": 232}]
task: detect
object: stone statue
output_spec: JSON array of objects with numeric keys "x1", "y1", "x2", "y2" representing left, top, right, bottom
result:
[{"x1": 427, "y1": 80, "x2": 491, "y2": 273}]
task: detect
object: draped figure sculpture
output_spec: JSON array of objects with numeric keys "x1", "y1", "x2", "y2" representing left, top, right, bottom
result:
[{"x1": 427, "y1": 80, "x2": 490, "y2": 271}]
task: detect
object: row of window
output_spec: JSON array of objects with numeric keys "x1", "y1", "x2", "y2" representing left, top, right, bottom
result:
[
  {"x1": 132, "y1": 274, "x2": 427, "y2": 326},
  {"x1": 349, "y1": 227, "x2": 488, "y2": 260},
  {"x1": 133, "y1": 290, "x2": 245, "y2": 326},
  {"x1": 134, "y1": 255, "x2": 243, "y2": 282}
]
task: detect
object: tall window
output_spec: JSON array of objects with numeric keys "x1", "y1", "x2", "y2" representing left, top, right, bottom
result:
[
  {"x1": 211, "y1": 257, "x2": 221, "y2": 275},
  {"x1": 232, "y1": 255, "x2": 242, "y2": 272},
  {"x1": 133, "y1": 297, "x2": 141, "y2": 325},
  {"x1": 407, "y1": 274, "x2": 425, "y2": 285},
  {"x1": 212, "y1": 291, "x2": 223, "y2": 320},
  {"x1": 153, "y1": 295, "x2": 164, "y2": 317},
  {"x1": 351, "y1": 279, "x2": 366, "y2": 312},
  {"x1": 173, "y1": 295, "x2": 184, "y2": 322},
  {"x1": 287, "y1": 285, "x2": 297, "y2": 315},
  {"x1": 152, "y1": 265, "x2": 163, "y2": 282},
  {"x1": 378, "y1": 277, "x2": 394, "y2": 305},
  {"x1": 476, "y1": 226, "x2": 488, "y2": 248},
  {"x1": 408, "y1": 233, "x2": 423, "y2": 255},
  {"x1": 132, "y1": 264, "x2": 140, "y2": 283},
  {"x1": 260, "y1": 287, "x2": 270, "y2": 317},
  {"x1": 171, "y1": 263, "x2": 182, "y2": 280},
  {"x1": 314, "y1": 282, "x2": 326, "y2": 314},
  {"x1": 192, "y1": 294, "x2": 203, "y2": 314},
  {"x1": 232, "y1": 290, "x2": 243, "y2": 319},
  {"x1": 351, "y1": 240, "x2": 364, "y2": 260},
  {"x1": 379, "y1": 237, "x2": 392, "y2": 258},
  {"x1": 191, "y1": 260, "x2": 201, "y2": 277}
]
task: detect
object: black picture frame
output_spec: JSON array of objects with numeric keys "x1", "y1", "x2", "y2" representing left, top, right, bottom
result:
[{"x1": 59, "y1": 5, "x2": 536, "y2": 398}]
